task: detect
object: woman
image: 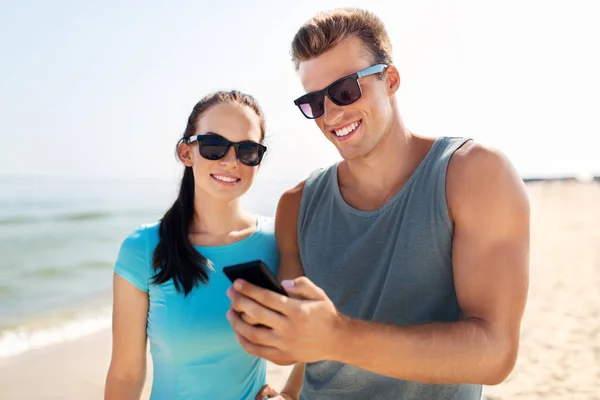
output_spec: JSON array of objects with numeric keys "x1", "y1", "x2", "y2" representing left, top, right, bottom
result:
[{"x1": 105, "y1": 90, "x2": 279, "y2": 399}]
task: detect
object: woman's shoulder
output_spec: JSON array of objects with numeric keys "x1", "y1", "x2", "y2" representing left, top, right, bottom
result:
[
  {"x1": 256, "y1": 214, "x2": 275, "y2": 235},
  {"x1": 114, "y1": 221, "x2": 160, "y2": 292},
  {"x1": 248, "y1": 214, "x2": 277, "y2": 248},
  {"x1": 120, "y1": 221, "x2": 161, "y2": 248}
]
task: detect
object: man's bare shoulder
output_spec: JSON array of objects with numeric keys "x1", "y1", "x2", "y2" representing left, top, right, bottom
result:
[
  {"x1": 275, "y1": 180, "x2": 306, "y2": 248},
  {"x1": 284, "y1": 180, "x2": 306, "y2": 200},
  {"x1": 450, "y1": 139, "x2": 508, "y2": 170},
  {"x1": 448, "y1": 140, "x2": 523, "y2": 187},
  {"x1": 277, "y1": 180, "x2": 306, "y2": 214},
  {"x1": 447, "y1": 140, "x2": 529, "y2": 219}
]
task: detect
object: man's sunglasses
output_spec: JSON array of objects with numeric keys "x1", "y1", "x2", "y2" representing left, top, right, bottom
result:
[
  {"x1": 185, "y1": 133, "x2": 267, "y2": 167},
  {"x1": 293, "y1": 64, "x2": 388, "y2": 119}
]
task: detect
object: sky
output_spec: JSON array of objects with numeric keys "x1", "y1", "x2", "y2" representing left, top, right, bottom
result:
[{"x1": 1, "y1": 0, "x2": 598, "y2": 184}]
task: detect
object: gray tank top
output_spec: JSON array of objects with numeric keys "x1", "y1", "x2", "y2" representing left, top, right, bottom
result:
[{"x1": 297, "y1": 136, "x2": 482, "y2": 399}]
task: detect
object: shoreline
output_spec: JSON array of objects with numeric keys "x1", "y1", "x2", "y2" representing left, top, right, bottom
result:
[{"x1": 0, "y1": 297, "x2": 112, "y2": 359}]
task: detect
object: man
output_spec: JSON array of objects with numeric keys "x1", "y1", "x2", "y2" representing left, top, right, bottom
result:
[{"x1": 227, "y1": 7, "x2": 530, "y2": 399}]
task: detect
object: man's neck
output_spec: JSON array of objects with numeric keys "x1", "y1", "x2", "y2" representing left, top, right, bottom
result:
[{"x1": 341, "y1": 123, "x2": 418, "y2": 200}]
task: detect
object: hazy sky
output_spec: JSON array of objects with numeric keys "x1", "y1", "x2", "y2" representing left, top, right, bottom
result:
[{"x1": 1, "y1": 0, "x2": 598, "y2": 183}]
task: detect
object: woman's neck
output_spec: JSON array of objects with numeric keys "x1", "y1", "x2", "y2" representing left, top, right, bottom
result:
[{"x1": 189, "y1": 191, "x2": 254, "y2": 238}]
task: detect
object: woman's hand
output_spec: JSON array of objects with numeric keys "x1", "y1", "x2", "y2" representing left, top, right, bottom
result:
[{"x1": 255, "y1": 384, "x2": 296, "y2": 400}]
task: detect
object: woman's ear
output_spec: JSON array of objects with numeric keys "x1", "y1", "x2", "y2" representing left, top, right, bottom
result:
[{"x1": 177, "y1": 141, "x2": 194, "y2": 167}]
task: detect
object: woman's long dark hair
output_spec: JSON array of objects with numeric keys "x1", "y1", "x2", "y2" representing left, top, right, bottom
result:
[{"x1": 151, "y1": 90, "x2": 266, "y2": 295}]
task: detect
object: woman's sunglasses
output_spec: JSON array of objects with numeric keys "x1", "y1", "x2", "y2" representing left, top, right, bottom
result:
[
  {"x1": 293, "y1": 64, "x2": 388, "y2": 119},
  {"x1": 185, "y1": 133, "x2": 266, "y2": 167}
]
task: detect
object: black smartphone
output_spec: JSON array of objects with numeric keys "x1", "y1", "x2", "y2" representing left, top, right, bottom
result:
[{"x1": 223, "y1": 260, "x2": 288, "y2": 296}]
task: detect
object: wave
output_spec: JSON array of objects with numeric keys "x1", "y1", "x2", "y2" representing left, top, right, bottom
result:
[
  {"x1": 25, "y1": 267, "x2": 75, "y2": 279},
  {"x1": 80, "y1": 261, "x2": 114, "y2": 270},
  {"x1": 0, "y1": 285, "x2": 15, "y2": 300},
  {"x1": 22, "y1": 261, "x2": 114, "y2": 280},
  {"x1": 0, "y1": 209, "x2": 161, "y2": 226},
  {"x1": 61, "y1": 211, "x2": 113, "y2": 221},
  {"x1": 0, "y1": 307, "x2": 112, "y2": 359}
]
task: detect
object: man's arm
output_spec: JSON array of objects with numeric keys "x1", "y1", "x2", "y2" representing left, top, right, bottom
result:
[
  {"x1": 275, "y1": 181, "x2": 306, "y2": 282},
  {"x1": 333, "y1": 142, "x2": 530, "y2": 385},
  {"x1": 272, "y1": 182, "x2": 306, "y2": 398}
]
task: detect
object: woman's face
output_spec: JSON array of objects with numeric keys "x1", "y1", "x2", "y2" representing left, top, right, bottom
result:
[{"x1": 178, "y1": 102, "x2": 264, "y2": 203}]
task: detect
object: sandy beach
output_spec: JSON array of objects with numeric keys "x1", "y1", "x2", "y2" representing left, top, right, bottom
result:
[{"x1": 0, "y1": 181, "x2": 598, "y2": 399}]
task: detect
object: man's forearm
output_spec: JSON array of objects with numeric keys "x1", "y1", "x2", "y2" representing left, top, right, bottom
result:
[{"x1": 332, "y1": 316, "x2": 516, "y2": 385}]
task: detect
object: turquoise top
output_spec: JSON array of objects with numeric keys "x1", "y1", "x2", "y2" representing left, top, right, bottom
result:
[{"x1": 114, "y1": 215, "x2": 279, "y2": 400}]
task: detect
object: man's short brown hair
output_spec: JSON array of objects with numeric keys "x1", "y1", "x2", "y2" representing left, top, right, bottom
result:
[{"x1": 291, "y1": 8, "x2": 393, "y2": 70}]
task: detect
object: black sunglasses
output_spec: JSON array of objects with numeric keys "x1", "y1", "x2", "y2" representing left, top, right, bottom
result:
[
  {"x1": 293, "y1": 64, "x2": 388, "y2": 119},
  {"x1": 185, "y1": 133, "x2": 266, "y2": 167}
]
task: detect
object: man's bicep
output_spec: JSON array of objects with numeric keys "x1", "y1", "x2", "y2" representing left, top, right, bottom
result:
[
  {"x1": 450, "y1": 145, "x2": 530, "y2": 338},
  {"x1": 275, "y1": 181, "x2": 306, "y2": 281},
  {"x1": 278, "y1": 250, "x2": 305, "y2": 281}
]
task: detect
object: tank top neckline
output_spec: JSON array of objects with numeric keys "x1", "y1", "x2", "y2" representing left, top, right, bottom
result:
[{"x1": 330, "y1": 136, "x2": 446, "y2": 217}]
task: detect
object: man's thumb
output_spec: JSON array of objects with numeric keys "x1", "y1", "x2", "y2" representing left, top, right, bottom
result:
[{"x1": 281, "y1": 277, "x2": 326, "y2": 300}]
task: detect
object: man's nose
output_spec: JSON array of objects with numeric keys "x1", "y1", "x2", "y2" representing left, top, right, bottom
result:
[{"x1": 322, "y1": 96, "x2": 345, "y2": 126}]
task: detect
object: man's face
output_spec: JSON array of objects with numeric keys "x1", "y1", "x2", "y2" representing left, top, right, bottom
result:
[{"x1": 297, "y1": 36, "x2": 398, "y2": 161}]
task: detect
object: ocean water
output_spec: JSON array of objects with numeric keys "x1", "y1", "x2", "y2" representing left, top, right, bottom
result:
[{"x1": 0, "y1": 175, "x2": 289, "y2": 358}]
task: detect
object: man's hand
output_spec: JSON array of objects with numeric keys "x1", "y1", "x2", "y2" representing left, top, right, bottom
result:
[{"x1": 226, "y1": 276, "x2": 344, "y2": 364}]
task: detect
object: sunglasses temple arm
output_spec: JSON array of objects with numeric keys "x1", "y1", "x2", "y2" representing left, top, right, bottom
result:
[{"x1": 357, "y1": 64, "x2": 387, "y2": 78}]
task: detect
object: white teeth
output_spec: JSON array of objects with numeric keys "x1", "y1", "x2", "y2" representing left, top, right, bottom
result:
[
  {"x1": 334, "y1": 121, "x2": 360, "y2": 137},
  {"x1": 212, "y1": 175, "x2": 238, "y2": 183}
]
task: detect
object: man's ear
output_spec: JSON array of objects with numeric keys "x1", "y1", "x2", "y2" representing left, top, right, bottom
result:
[
  {"x1": 177, "y1": 141, "x2": 194, "y2": 167},
  {"x1": 385, "y1": 65, "x2": 401, "y2": 96}
]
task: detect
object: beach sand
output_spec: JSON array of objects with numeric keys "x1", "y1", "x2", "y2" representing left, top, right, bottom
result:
[
  {"x1": 1, "y1": 181, "x2": 598, "y2": 399},
  {"x1": 483, "y1": 181, "x2": 600, "y2": 400}
]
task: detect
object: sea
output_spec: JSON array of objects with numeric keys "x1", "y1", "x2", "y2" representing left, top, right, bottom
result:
[{"x1": 0, "y1": 175, "x2": 290, "y2": 359}]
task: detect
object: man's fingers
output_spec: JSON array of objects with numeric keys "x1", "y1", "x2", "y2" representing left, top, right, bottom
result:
[
  {"x1": 226, "y1": 310, "x2": 279, "y2": 347},
  {"x1": 240, "y1": 312, "x2": 258, "y2": 326},
  {"x1": 228, "y1": 288, "x2": 287, "y2": 329},
  {"x1": 281, "y1": 276, "x2": 327, "y2": 301},
  {"x1": 231, "y1": 280, "x2": 295, "y2": 315},
  {"x1": 235, "y1": 330, "x2": 283, "y2": 360}
]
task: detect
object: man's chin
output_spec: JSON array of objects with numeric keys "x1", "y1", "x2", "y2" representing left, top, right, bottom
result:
[{"x1": 336, "y1": 147, "x2": 370, "y2": 161}]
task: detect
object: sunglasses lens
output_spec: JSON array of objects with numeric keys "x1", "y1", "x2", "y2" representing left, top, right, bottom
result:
[
  {"x1": 298, "y1": 92, "x2": 324, "y2": 119},
  {"x1": 329, "y1": 76, "x2": 362, "y2": 105},
  {"x1": 199, "y1": 135, "x2": 229, "y2": 160},
  {"x1": 237, "y1": 142, "x2": 263, "y2": 166}
]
